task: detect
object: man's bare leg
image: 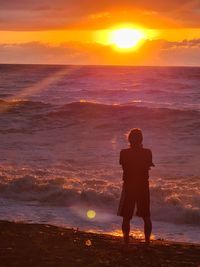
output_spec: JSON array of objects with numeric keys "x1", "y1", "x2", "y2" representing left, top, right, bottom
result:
[
  {"x1": 122, "y1": 217, "x2": 130, "y2": 245},
  {"x1": 143, "y1": 216, "x2": 152, "y2": 244}
]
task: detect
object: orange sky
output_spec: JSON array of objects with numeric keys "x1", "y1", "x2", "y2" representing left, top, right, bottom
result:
[{"x1": 1, "y1": 0, "x2": 200, "y2": 65}]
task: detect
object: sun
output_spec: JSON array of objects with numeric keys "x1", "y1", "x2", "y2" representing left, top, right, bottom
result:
[
  {"x1": 109, "y1": 28, "x2": 145, "y2": 50},
  {"x1": 94, "y1": 25, "x2": 149, "y2": 52}
]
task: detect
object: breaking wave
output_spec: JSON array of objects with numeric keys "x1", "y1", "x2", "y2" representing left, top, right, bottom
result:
[{"x1": 0, "y1": 173, "x2": 200, "y2": 226}]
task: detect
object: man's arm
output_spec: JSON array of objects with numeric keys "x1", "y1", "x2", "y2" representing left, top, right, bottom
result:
[
  {"x1": 147, "y1": 149, "x2": 155, "y2": 168},
  {"x1": 119, "y1": 150, "x2": 123, "y2": 165},
  {"x1": 119, "y1": 150, "x2": 126, "y2": 180}
]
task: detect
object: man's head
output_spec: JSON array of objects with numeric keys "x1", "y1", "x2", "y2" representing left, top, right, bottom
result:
[{"x1": 128, "y1": 128, "x2": 143, "y2": 146}]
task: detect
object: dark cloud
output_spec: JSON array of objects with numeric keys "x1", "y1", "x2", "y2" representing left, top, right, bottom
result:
[
  {"x1": 0, "y1": 0, "x2": 200, "y2": 30},
  {"x1": 162, "y1": 39, "x2": 200, "y2": 49},
  {"x1": 0, "y1": 0, "x2": 193, "y2": 12}
]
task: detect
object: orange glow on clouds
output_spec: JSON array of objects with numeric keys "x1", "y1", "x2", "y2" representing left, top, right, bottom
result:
[
  {"x1": 94, "y1": 24, "x2": 158, "y2": 52},
  {"x1": 1, "y1": 1, "x2": 200, "y2": 65},
  {"x1": 1, "y1": 18, "x2": 200, "y2": 65}
]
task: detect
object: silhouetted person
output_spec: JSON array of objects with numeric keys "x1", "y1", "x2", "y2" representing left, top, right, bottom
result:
[{"x1": 117, "y1": 128, "x2": 154, "y2": 246}]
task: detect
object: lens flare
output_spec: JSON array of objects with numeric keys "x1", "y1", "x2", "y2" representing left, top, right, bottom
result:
[{"x1": 87, "y1": 210, "x2": 96, "y2": 219}]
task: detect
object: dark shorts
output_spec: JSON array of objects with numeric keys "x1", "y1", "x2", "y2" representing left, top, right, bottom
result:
[{"x1": 117, "y1": 181, "x2": 150, "y2": 219}]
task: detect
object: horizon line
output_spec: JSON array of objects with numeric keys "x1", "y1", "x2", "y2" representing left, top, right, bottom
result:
[{"x1": 0, "y1": 63, "x2": 200, "y2": 68}]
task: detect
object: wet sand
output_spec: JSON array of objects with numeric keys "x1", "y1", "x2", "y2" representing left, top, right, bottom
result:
[{"x1": 0, "y1": 221, "x2": 200, "y2": 267}]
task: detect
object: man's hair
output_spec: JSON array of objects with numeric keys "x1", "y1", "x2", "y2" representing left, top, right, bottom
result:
[{"x1": 128, "y1": 128, "x2": 143, "y2": 145}]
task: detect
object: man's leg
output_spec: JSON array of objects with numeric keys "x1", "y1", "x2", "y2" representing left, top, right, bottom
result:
[
  {"x1": 142, "y1": 216, "x2": 152, "y2": 244},
  {"x1": 122, "y1": 217, "x2": 130, "y2": 245}
]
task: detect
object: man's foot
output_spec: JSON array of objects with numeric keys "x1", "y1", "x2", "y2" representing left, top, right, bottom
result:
[
  {"x1": 123, "y1": 234, "x2": 129, "y2": 246},
  {"x1": 145, "y1": 238, "x2": 150, "y2": 245}
]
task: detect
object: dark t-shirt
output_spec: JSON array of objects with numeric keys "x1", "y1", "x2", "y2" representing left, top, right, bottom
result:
[{"x1": 120, "y1": 147, "x2": 154, "y2": 184}]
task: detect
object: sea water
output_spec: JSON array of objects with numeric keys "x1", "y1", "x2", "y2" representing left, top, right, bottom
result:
[{"x1": 0, "y1": 64, "x2": 200, "y2": 243}]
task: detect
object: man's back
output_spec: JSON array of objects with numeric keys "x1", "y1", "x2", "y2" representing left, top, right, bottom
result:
[{"x1": 120, "y1": 147, "x2": 153, "y2": 182}]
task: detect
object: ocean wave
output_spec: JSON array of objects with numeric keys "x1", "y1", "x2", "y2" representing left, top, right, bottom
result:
[
  {"x1": 150, "y1": 181, "x2": 200, "y2": 225},
  {"x1": 0, "y1": 174, "x2": 200, "y2": 226},
  {"x1": 1, "y1": 99, "x2": 199, "y2": 113},
  {"x1": 0, "y1": 99, "x2": 52, "y2": 111},
  {"x1": 34, "y1": 102, "x2": 200, "y2": 132},
  {"x1": 0, "y1": 175, "x2": 119, "y2": 208},
  {"x1": 1, "y1": 100, "x2": 199, "y2": 135}
]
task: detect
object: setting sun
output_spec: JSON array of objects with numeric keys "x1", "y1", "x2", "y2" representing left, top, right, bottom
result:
[{"x1": 109, "y1": 28, "x2": 145, "y2": 50}]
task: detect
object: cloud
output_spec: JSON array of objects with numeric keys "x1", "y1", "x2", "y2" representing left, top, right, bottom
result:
[
  {"x1": 162, "y1": 39, "x2": 200, "y2": 49},
  {"x1": 0, "y1": 0, "x2": 200, "y2": 30},
  {"x1": 0, "y1": 42, "x2": 111, "y2": 65},
  {"x1": 158, "y1": 39, "x2": 200, "y2": 65},
  {"x1": 0, "y1": 39, "x2": 200, "y2": 66},
  {"x1": 0, "y1": 0, "x2": 194, "y2": 12}
]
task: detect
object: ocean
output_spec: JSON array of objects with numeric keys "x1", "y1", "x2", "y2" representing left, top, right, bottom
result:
[{"x1": 0, "y1": 64, "x2": 200, "y2": 243}]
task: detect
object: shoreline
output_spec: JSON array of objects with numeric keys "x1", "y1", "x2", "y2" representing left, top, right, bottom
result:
[{"x1": 0, "y1": 220, "x2": 200, "y2": 267}]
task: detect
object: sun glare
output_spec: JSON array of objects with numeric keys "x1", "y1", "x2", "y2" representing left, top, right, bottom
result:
[
  {"x1": 94, "y1": 24, "x2": 154, "y2": 52},
  {"x1": 109, "y1": 28, "x2": 145, "y2": 50}
]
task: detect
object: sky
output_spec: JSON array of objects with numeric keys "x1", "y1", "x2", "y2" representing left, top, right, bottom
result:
[{"x1": 1, "y1": 0, "x2": 200, "y2": 66}]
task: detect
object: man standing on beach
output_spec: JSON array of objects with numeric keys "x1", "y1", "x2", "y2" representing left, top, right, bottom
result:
[{"x1": 117, "y1": 128, "x2": 154, "y2": 245}]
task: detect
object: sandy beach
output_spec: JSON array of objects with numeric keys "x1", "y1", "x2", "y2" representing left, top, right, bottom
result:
[{"x1": 0, "y1": 221, "x2": 200, "y2": 267}]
